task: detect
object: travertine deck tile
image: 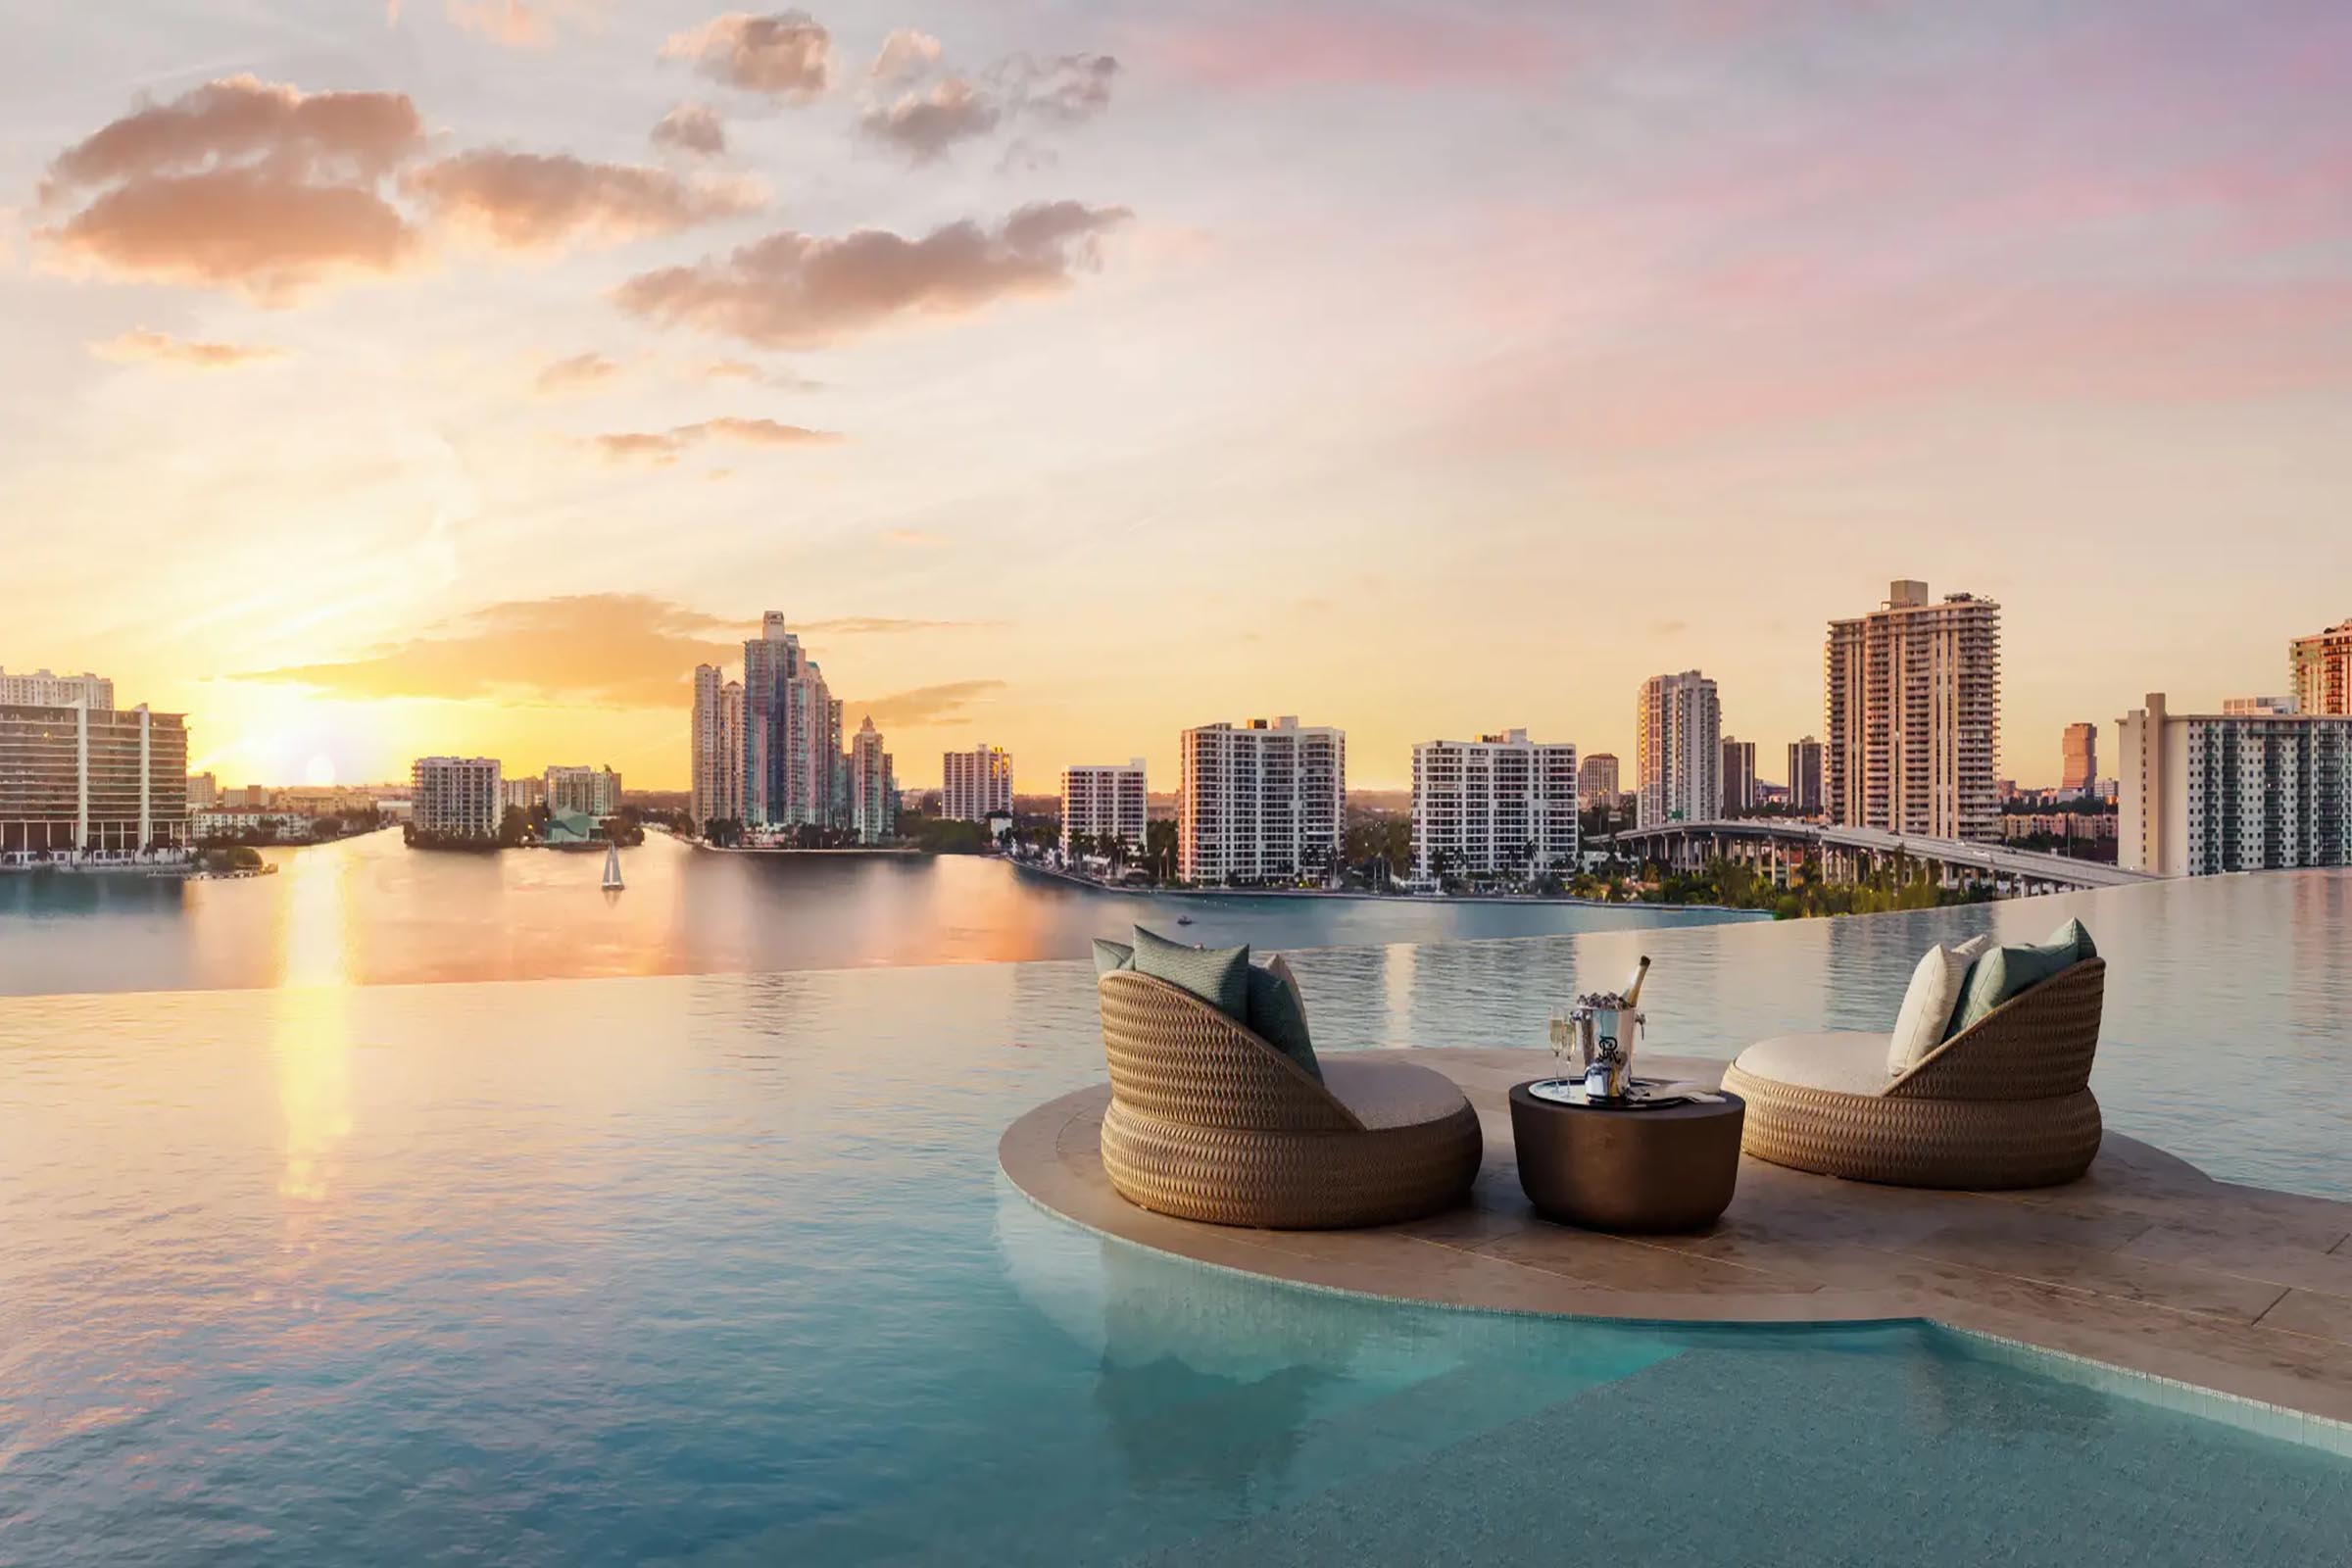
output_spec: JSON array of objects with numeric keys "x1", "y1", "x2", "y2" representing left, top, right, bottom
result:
[{"x1": 1001, "y1": 1047, "x2": 2352, "y2": 1428}]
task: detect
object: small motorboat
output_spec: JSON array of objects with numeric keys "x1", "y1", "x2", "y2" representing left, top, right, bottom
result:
[
  {"x1": 1175, "y1": 914, "x2": 1194, "y2": 926},
  {"x1": 602, "y1": 843, "x2": 624, "y2": 892}
]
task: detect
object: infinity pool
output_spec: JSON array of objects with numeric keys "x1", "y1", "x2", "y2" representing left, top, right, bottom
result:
[{"x1": 2, "y1": 874, "x2": 2347, "y2": 1563}]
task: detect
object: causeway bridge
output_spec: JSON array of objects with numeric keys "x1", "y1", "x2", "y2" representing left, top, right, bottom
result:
[{"x1": 1602, "y1": 819, "x2": 2157, "y2": 896}]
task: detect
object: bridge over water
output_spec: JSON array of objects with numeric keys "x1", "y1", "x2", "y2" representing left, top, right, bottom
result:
[{"x1": 1603, "y1": 819, "x2": 2156, "y2": 896}]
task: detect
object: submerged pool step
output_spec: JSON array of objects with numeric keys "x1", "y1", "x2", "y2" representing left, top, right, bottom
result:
[{"x1": 752, "y1": 1338, "x2": 1683, "y2": 1566}]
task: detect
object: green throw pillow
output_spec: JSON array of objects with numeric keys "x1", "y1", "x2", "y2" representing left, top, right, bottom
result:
[
  {"x1": 1246, "y1": 962, "x2": 1321, "y2": 1082},
  {"x1": 1131, "y1": 925, "x2": 1251, "y2": 1019},
  {"x1": 1093, "y1": 938, "x2": 1135, "y2": 976},
  {"x1": 1944, "y1": 919, "x2": 2096, "y2": 1039}
]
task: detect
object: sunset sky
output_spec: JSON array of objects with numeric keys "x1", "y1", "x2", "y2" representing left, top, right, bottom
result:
[{"x1": 5, "y1": 0, "x2": 2349, "y2": 792}]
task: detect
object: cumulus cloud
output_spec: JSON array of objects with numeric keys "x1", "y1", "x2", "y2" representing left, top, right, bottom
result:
[
  {"x1": 844, "y1": 679, "x2": 1004, "y2": 728},
  {"x1": 856, "y1": 41, "x2": 1118, "y2": 164},
  {"x1": 591, "y1": 415, "x2": 841, "y2": 465},
  {"x1": 37, "y1": 75, "x2": 426, "y2": 302},
  {"x1": 92, "y1": 328, "x2": 287, "y2": 368},
  {"x1": 233, "y1": 593, "x2": 742, "y2": 707},
  {"x1": 652, "y1": 100, "x2": 727, "y2": 157},
  {"x1": 869, "y1": 27, "x2": 942, "y2": 84},
  {"x1": 612, "y1": 201, "x2": 1131, "y2": 348},
  {"x1": 403, "y1": 149, "x2": 763, "y2": 250},
  {"x1": 662, "y1": 11, "x2": 833, "y2": 101},
  {"x1": 860, "y1": 76, "x2": 1001, "y2": 163},
  {"x1": 443, "y1": 0, "x2": 605, "y2": 48},
  {"x1": 533, "y1": 351, "x2": 621, "y2": 394}
]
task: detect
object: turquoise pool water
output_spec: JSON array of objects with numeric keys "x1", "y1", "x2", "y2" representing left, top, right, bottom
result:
[{"x1": 2, "y1": 873, "x2": 2347, "y2": 1563}]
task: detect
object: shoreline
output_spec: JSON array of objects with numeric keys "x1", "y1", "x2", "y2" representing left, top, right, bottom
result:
[{"x1": 1007, "y1": 858, "x2": 1764, "y2": 917}]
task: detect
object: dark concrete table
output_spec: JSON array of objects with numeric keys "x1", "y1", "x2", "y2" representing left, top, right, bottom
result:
[{"x1": 1508, "y1": 1081, "x2": 1746, "y2": 1232}]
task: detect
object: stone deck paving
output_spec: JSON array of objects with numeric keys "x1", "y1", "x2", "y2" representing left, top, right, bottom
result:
[{"x1": 1001, "y1": 1049, "x2": 2352, "y2": 1435}]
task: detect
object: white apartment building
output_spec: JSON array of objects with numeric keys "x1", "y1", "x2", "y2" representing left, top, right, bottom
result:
[
  {"x1": 1410, "y1": 730, "x2": 1579, "y2": 885},
  {"x1": 2119, "y1": 693, "x2": 2352, "y2": 876},
  {"x1": 0, "y1": 667, "x2": 114, "y2": 710},
  {"x1": 187, "y1": 771, "x2": 220, "y2": 809},
  {"x1": 1636, "y1": 671, "x2": 1722, "y2": 827},
  {"x1": 0, "y1": 701, "x2": 188, "y2": 860},
  {"x1": 942, "y1": 746, "x2": 1013, "y2": 823},
  {"x1": 545, "y1": 765, "x2": 621, "y2": 818},
  {"x1": 1177, "y1": 717, "x2": 1345, "y2": 887},
  {"x1": 412, "y1": 757, "x2": 503, "y2": 840},
  {"x1": 502, "y1": 775, "x2": 545, "y2": 813},
  {"x1": 1061, "y1": 760, "x2": 1147, "y2": 859},
  {"x1": 691, "y1": 663, "x2": 745, "y2": 830},
  {"x1": 849, "y1": 716, "x2": 897, "y2": 845},
  {"x1": 1826, "y1": 580, "x2": 2002, "y2": 843}
]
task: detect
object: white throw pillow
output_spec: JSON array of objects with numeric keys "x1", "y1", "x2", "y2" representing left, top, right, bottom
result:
[{"x1": 1886, "y1": 934, "x2": 1993, "y2": 1077}]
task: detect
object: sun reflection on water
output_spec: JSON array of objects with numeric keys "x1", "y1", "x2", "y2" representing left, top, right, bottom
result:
[{"x1": 272, "y1": 848, "x2": 353, "y2": 1206}]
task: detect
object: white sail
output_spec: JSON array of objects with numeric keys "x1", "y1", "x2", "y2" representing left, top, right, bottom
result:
[{"x1": 602, "y1": 843, "x2": 624, "y2": 891}]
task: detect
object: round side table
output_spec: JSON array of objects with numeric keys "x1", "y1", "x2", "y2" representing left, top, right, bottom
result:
[{"x1": 1507, "y1": 1082, "x2": 1746, "y2": 1233}]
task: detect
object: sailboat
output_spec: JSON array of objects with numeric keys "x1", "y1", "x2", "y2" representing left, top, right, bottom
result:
[{"x1": 601, "y1": 842, "x2": 624, "y2": 892}]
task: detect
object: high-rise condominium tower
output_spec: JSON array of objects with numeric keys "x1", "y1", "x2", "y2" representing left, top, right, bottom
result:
[
  {"x1": 1825, "y1": 580, "x2": 2001, "y2": 843},
  {"x1": 941, "y1": 746, "x2": 1013, "y2": 823},
  {"x1": 1410, "y1": 730, "x2": 1579, "y2": 884},
  {"x1": 2061, "y1": 722, "x2": 2098, "y2": 796},
  {"x1": 740, "y1": 612, "x2": 841, "y2": 830},
  {"x1": 1177, "y1": 717, "x2": 1346, "y2": 886},
  {"x1": 1636, "y1": 672, "x2": 1721, "y2": 827},
  {"x1": 1061, "y1": 760, "x2": 1147, "y2": 858},
  {"x1": 1787, "y1": 737, "x2": 1824, "y2": 817},
  {"x1": 691, "y1": 664, "x2": 744, "y2": 830},
  {"x1": 2290, "y1": 617, "x2": 2352, "y2": 717},
  {"x1": 1720, "y1": 737, "x2": 1757, "y2": 814},
  {"x1": 2119, "y1": 693, "x2": 2352, "y2": 875},
  {"x1": 1577, "y1": 752, "x2": 1620, "y2": 809},
  {"x1": 849, "y1": 717, "x2": 897, "y2": 845}
]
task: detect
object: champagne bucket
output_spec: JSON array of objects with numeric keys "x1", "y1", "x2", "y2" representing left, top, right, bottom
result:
[{"x1": 1568, "y1": 1004, "x2": 1642, "y2": 1101}]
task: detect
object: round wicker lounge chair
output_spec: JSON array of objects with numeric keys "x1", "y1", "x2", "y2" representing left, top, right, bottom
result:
[
  {"x1": 1097, "y1": 969, "x2": 1483, "y2": 1229},
  {"x1": 1721, "y1": 957, "x2": 2105, "y2": 1190}
]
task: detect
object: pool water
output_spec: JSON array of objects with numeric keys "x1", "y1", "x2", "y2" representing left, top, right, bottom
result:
[{"x1": 2, "y1": 874, "x2": 2348, "y2": 1563}]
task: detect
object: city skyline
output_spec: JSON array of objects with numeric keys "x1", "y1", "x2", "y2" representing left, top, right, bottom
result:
[{"x1": 7, "y1": 3, "x2": 2352, "y2": 791}]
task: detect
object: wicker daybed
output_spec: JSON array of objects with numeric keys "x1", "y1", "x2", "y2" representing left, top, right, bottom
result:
[
  {"x1": 1722, "y1": 956, "x2": 2106, "y2": 1190},
  {"x1": 1097, "y1": 969, "x2": 1483, "y2": 1229}
]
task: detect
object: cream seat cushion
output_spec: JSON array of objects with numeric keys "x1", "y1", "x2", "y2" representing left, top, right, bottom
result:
[
  {"x1": 1732, "y1": 1033, "x2": 1896, "y2": 1098},
  {"x1": 1319, "y1": 1057, "x2": 1472, "y2": 1131},
  {"x1": 1886, "y1": 933, "x2": 1994, "y2": 1075}
]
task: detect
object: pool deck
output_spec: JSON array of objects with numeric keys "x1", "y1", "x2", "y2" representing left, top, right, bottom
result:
[{"x1": 1002, "y1": 1049, "x2": 2352, "y2": 1431}]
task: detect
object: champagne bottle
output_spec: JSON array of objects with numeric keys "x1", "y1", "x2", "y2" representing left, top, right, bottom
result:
[{"x1": 1621, "y1": 955, "x2": 1651, "y2": 1008}]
